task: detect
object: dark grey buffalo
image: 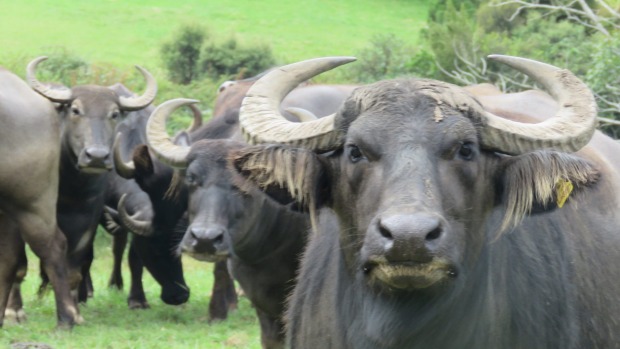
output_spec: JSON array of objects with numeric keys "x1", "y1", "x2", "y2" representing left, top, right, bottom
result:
[
  {"x1": 231, "y1": 56, "x2": 620, "y2": 348},
  {"x1": 113, "y1": 112, "x2": 239, "y2": 320},
  {"x1": 0, "y1": 68, "x2": 79, "y2": 328},
  {"x1": 20, "y1": 56, "x2": 157, "y2": 310},
  {"x1": 101, "y1": 83, "x2": 202, "y2": 309},
  {"x1": 141, "y1": 72, "x2": 359, "y2": 347}
]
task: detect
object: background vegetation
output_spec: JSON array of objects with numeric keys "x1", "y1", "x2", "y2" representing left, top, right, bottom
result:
[{"x1": 2, "y1": 0, "x2": 620, "y2": 348}]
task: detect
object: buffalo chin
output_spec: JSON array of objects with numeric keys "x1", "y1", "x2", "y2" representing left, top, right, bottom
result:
[
  {"x1": 369, "y1": 261, "x2": 455, "y2": 291},
  {"x1": 184, "y1": 251, "x2": 228, "y2": 263}
]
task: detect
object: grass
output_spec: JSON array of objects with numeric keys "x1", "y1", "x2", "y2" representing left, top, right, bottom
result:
[
  {"x1": 1, "y1": 232, "x2": 262, "y2": 349},
  {"x1": 0, "y1": 1, "x2": 430, "y2": 71},
  {"x1": 1, "y1": 0, "x2": 431, "y2": 123}
]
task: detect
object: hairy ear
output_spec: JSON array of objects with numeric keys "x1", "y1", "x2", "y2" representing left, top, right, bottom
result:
[
  {"x1": 497, "y1": 150, "x2": 599, "y2": 231},
  {"x1": 133, "y1": 144, "x2": 154, "y2": 176},
  {"x1": 229, "y1": 144, "x2": 329, "y2": 210}
]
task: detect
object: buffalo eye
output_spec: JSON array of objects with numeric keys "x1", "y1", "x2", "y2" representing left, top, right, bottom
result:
[
  {"x1": 347, "y1": 144, "x2": 366, "y2": 163},
  {"x1": 110, "y1": 110, "x2": 121, "y2": 120},
  {"x1": 185, "y1": 173, "x2": 197, "y2": 186},
  {"x1": 457, "y1": 142, "x2": 476, "y2": 161},
  {"x1": 71, "y1": 107, "x2": 81, "y2": 115}
]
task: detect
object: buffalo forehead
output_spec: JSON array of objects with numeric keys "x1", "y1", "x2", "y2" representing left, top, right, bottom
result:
[{"x1": 71, "y1": 85, "x2": 120, "y2": 107}]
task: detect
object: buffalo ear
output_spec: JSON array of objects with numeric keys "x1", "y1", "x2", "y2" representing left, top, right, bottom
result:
[
  {"x1": 133, "y1": 144, "x2": 154, "y2": 176},
  {"x1": 496, "y1": 150, "x2": 599, "y2": 230},
  {"x1": 229, "y1": 144, "x2": 330, "y2": 210},
  {"x1": 174, "y1": 131, "x2": 191, "y2": 147}
]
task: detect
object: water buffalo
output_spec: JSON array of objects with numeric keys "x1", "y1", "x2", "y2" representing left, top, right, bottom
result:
[
  {"x1": 213, "y1": 74, "x2": 356, "y2": 123},
  {"x1": 23, "y1": 56, "x2": 157, "y2": 309},
  {"x1": 142, "y1": 73, "x2": 359, "y2": 347},
  {"x1": 0, "y1": 68, "x2": 78, "y2": 328},
  {"x1": 100, "y1": 83, "x2": 208, "y2": 309},
  {"x1": 231, "y1": 56, "x2": 620, "y2": 348},
  {"x1": 113, "y1": 119, "x2": 238, "y2": 319}
]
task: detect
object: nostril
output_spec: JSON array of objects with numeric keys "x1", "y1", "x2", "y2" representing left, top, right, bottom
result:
[
  {"x1": 378, "y1": 223, "x2": 393, "y2": 240},
  {"x1": 425, "y1": 227, "x2": 442, "y2": 241},
  {"x1": 190, "y1": 229, "x2": 200, "y2": 240},
  {"x1": 213, "y1": 233, "x2": 223, "y2": 245}
]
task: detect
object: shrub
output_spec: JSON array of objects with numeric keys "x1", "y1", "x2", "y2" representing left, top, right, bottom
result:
[
  {"x1": 161, "y1": 24, "x2": 207, "y2": 84},
  {"x1": 199, "y1": 37, "x2": 276, "y2": 79},
  {"x1": 344, "y1": 34, "x2": 417, "y2": 83},
  {"x1": 33, "y1": 47, "x2": 90, "y2": 86}
]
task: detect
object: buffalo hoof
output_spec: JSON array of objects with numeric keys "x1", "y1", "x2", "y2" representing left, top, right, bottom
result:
[
  {"x1": 128, "y1": 299, "x2": 150, "y2": 310},
  {"x1": 75, "y1": 314, "x2": 85, "y2": 325},
  {"x1": 108, "y1": 279, "x2": 123, "y2": 290},
  {"x1": 4, "y1": 308, "x2": 27, "y2": 323}
]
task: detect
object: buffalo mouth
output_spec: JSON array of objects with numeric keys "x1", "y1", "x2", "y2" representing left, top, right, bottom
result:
[
  {"x1": 364, "y1": 259, "x2": 457, "y2": 290},
  {"x1": 77, "y1": 164, "x2": 113, "y2": 174},
  {"x1": 183, "y1": 250, "x2": 229, "y2": 263}
]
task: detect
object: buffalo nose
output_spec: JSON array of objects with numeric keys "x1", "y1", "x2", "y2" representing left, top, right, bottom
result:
[
  {"x1": 377, "y1": 213, "x2": 443, "y2": 262},
  {"x1": 188, "y1": 226, "x2": 226, "y2": 253},
  {"x1": 85, "y1": 147, "x2": 110, "y2": 162}
]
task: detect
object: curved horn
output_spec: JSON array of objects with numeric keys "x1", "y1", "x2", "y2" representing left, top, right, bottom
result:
[
  {"x1": 113, "y1": 133, "x2": 135, "y2": 179},
  {"x1": 146, "y1": 98, "x2": 197, "y2": 169},
  {"x1": 240, "y1": 57, "x2": 356, "y2": 151},
  {"x1": 285, "y1": 107, "x2": 319, "y2": 122},
  {"x1": 480, "y1": 55, "x2": 597, "y2": 154},
  {"x1": 26, "y1": 56, "x2": 73, "y2": 103},
  {"x1": 118, "y1": 194, "x2": 153, "y2": 236},
  {"x1": 186, "y1": 104, "x2": 203, "y2": 132},
  {"x1": 118, "y1": 66, "x2": 158, "y2": 111}
]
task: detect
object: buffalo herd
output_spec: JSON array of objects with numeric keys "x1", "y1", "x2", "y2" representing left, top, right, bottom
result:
[{"x1": 1, "y1": 54, "x2": 619, "y2": 349}]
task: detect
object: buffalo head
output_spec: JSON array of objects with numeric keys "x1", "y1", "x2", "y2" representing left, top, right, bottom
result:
[
  {"x1": 229, "y1": 56, "x2": 600, "y2": 292},
  {"x1": 143, "y1": 100, "x2": 258, "y2": 262},
  {"x1": 27, "y1": 56, "x2": 157, "y2": 172}
]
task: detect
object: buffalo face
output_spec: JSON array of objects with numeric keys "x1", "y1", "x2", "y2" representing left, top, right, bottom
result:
[
  {"x1": 178, "y1": 140, "x2": 252, "y2": 262},
  {"x1": 27, "y1": 56, "x2": 158, "y2": 173},
  {"x1": 62, "y1": 87, "x2": 121, "y2": 172},
  {"x1": 230, "y1": 56, "x2": 600, "y2": 295}
]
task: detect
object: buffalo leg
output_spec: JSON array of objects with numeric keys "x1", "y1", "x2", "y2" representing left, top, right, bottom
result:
[
  {"x1": 0, "y1": 215, "x2": 21, "y2": 328},
  {"x1": 5, "y1": 245, "x2": 27, "y2": 323},
  {"x1": 78, "y1": 245, "x2": 94, "y2": 303},
  {"x1": 226, "y1": 266, "x2": 238, "y2": 311},
  {"x1": 18, "y1": 211, "x2": 79, "y2": 328},
  {"x1": 127, "y1": 240, "x2": 149, "y2": 309},
  {"x1": 208, "y1": 260, "x2": 237, "y2": 321},
  {"x1": 108, "y1": 229, "x2": 128, "y2": 290},
  {"x1": 256, "y1": 309, "x2": 285, "y2": 349}
]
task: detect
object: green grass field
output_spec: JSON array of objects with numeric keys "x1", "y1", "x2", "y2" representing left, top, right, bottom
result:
[
  {"x1": 2, "y1": 233, "x2": 262, "y2": 349},
  {"x1": 0, "y1": 1, "x2": 430, "y2": 348},
  {"x1": 0, "y1": 1, "x2": 429, "y2": 72}
]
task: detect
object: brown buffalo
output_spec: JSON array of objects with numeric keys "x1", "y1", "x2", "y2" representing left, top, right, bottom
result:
[
  {"x1": 0, "y1": 68, "x2": 78, "y2": 328},
  {"x1": 11, "y1": 57, "x2": 158, "y2": 314}
]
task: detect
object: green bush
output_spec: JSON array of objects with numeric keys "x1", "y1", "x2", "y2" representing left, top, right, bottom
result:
[
  {"x1": 507, "y1": 18, "x2": 593, "y2": 76},
  {"x1": 34, "y1": 47, "x2": 90, "y2": 86},
  {"x1": 199, "y1": 37, "x2": 276, "y2": 79},
  {"x1": 425, "y1": 0, "x2": 478, "y2": 80},
  {"x1": 161, "y1": 24, "x2": 207, "y2": 84},
  {"x1": 344, "y1": 34, "x2": 417, "y2": 83}
]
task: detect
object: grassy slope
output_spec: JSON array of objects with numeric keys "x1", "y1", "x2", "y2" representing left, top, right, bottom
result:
[
  {"x1": 1, "y1": 1, "x2": 430, "y2": 348},
  {"x1": 3, "y1": 234, "x2": 262, "y2": 349},
  {"x1": 0, "y1": 1, "x2": 429, "y2": 69}
]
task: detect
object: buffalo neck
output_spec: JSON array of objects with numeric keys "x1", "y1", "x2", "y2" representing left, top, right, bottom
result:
[{"x1": 229, "y1": 196, "x2": 309, "y2": 264}]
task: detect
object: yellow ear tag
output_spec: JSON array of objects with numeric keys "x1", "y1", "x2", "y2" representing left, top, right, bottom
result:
[{"x1": 555, "y1": 179, "x2": 573, "y2": 208}]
